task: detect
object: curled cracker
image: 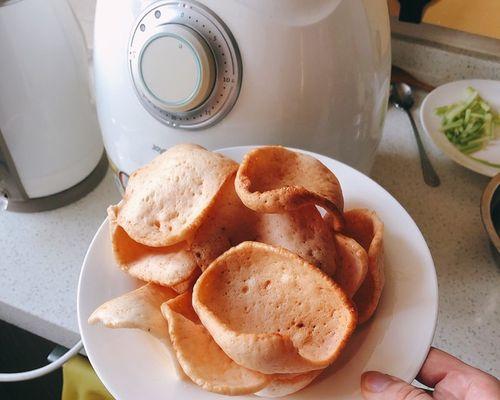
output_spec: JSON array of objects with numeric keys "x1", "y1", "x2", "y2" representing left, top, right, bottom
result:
[
  {"x1": 108, "y1": 206, "x2": 198, "y2": 287},
  {"x1": 88, "y1": 283, "x2": 185, "y2": 378},
  {"x1": 256, "y1": 370, "x2": 323, "y2": 398},
  {"x1": 235, "y1": 146, "x2": 344, "y2": 220},
  {"x1": 333, "y1": 233, "x2": 369, "y2": 298},
  {"x1": 258, "y1": 205, "x2": 337, "y2": 277},
  {"x1": 171, "y1": 268, "x2": 202, "y2": 294},
  {"x1": 161, "y1": 292, "x2": 269, "y2": 395},
  {"x1": 191, "y1": 177, "x2": 337, "y2": 276},
  {"x1": 189, "y1": 175, "x2": 258, "y2": 271},
  {"x1": 342, "y1": 209, "x2": 384, "y2": 324},
  {"x1": 115, "y1": 144, "x2": 238, "y2": 247},
  {"x1": 193, "y1": 242, "x2": 357, "y2": 374}
]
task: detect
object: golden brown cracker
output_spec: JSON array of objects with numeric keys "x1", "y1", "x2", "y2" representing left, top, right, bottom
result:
[
  {"x1": 115, "y1": 144, "x2": 237, "y2": 247},
  {"x1": 235, "y1": 146, "x2": 344, "y2": 220},
  {"x1": 193, "y1": 242, "x2": 357, "y2": 374},
  {"x1": 343, "y1": 209, "x2": 384, "y2": 324},
  {"x1": 109, "y1": 206, "x2": 198, "y2": 287},
  {"x1": 161, "y1": 292, "x2": 269, "y2": 395}
]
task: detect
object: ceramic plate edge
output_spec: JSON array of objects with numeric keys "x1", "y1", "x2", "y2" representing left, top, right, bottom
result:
[{"x1": 77, "y1": 145, "x2": 439, "y2": 394}]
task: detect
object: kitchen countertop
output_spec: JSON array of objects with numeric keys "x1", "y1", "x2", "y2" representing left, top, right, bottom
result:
[{"x1": 1, "y1": 98, "x2": 499, "y2": 376}]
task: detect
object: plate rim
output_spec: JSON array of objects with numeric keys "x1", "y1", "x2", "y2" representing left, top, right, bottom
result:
[
  {"x1": 77, "y1": 145, "x2": 439, "y2": 398},
  {"x1": 419, "y1": 78, "x2": 500, "y2": 178}
]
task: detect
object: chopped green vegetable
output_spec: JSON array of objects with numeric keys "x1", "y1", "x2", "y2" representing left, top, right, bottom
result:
[
  {"x1": 435, "y1": 87, "x2": 499, "y2": 156},
  {"x1": 464, "y1": 108, "x2": 471, "y2": 123},
  {"x1": 435, "y1": 105, "x2": 450, "y2": 116}
]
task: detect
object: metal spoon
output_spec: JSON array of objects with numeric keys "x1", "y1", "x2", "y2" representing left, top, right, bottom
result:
[{"x1": 390, "y1": 82, "x2": 441, "y2": 187}]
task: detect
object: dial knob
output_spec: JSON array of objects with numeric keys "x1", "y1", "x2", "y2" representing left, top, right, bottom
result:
[
  {"x1": 129, "y1": 0, "x2": 242, "y2": 129},
  {"x1": 138, "y1": 24, "x2": 215, "y2": 113}
]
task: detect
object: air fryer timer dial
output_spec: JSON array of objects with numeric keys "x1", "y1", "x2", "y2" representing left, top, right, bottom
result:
[{"x1": 129, "y1": 1, "x2": 242, "y2": 129}]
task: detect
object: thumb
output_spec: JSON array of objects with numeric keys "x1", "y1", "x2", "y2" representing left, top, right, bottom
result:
[{"x1": 361, "y1": 371, "x2": 432, "y2": 400}]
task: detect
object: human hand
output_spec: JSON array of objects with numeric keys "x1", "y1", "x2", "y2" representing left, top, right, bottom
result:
[{"x1": 360, "y1": 347, "x2": 500, "y2": 399}]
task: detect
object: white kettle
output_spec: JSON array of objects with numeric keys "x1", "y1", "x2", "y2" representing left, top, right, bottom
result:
[
  {"x1": 94, "y1": 0, "x2": 391, "y2": 189},
  {"x1": 0, "y1": 0, "x2": 106, "y2": 212}
]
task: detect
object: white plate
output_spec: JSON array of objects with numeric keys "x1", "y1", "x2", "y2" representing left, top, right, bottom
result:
[
  {"x1": 78, "y1": 146, "x2": 438, "y2": 400},
  {"x1": 420, "y1": 79, "x2": 500, "y2": 177}
]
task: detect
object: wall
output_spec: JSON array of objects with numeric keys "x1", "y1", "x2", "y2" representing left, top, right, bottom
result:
[{"x1": 388, "y1": 0, "x2": 500, "y2": 40}]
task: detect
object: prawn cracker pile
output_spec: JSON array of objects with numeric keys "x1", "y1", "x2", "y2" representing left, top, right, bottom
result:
[{"x1": 89, "y1": 144, "x2": 385, "y2": 397}]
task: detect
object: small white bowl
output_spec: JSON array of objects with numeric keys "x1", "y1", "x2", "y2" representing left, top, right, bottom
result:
[{"x1": 420, "y1": 79, "x2": 500, "y2": 177}]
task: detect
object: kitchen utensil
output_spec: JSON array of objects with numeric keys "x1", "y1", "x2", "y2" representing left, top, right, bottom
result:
[
  {"x1": 391, "y1": 65, "x2": 435, "y2": 92},
  {"x1": 93, "y1": 0, "x2": 392, "y2": 189},
  {"x1": 0, "y1": 0, "x2": 106, "y2": 212},
  {"x1": 420, "y1": 79, "x2": 500, "y2": 177},
  {"x1": 481, "y1": 173, "x2": 500, "y2": 265},
  {"x1": 390, "y1": 83, "x2": 441, "y2": 187},
  {"x1": 78, "y1": 146, "x2": 438, "y2": 400}
]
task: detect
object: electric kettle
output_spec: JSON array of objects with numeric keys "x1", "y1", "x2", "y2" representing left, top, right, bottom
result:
[
  {"x1": 0, "y1": 0, "x2": 106, "y2": 212},
  {"x1": 94, "y1": 0, "x2": 391, "y2": 188}
]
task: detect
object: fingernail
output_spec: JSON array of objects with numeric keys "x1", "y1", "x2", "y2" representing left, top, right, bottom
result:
[{"x1": 361, "y1": 371, "x2": 393, "y2": 393}]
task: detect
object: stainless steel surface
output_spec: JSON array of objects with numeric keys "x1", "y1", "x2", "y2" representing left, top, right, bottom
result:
[
  {"x1": 481, "y1": 173, "x2": 500, "y2": 263},
  {"x1": 6, "y1": 152, "x2": 108, "y2": 213},
  {"x1": 390, "y1": 82, "x2": 441, "y2": 187},
  {"x1": 0, "y1": 190, "x2": 7, "y2": 210},
  {"x1": 128, "y1": 0, "x2": 242, "y2": 130}
]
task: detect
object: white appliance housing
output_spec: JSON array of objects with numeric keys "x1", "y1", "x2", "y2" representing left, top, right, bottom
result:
[
  {"x1": 0, "y1": 0, "x2": 105, "y2": 210},
  {"x1": 94, "y1": 0, "x2": 391, "y2": 181}
]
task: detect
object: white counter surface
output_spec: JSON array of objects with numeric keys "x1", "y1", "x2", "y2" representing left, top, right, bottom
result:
[{"x1": 1, "y1": 101, "x2": 499, "y2": 376}]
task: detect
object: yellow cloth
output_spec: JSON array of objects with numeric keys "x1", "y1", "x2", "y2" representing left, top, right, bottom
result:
[{"x1": 62, "y1": 355, "x2": 114, "y2": 400}]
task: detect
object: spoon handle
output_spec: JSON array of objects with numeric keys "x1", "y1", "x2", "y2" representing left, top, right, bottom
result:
[{"x1": 405, "y1": 109, "x2": 441, "y2": 187}]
